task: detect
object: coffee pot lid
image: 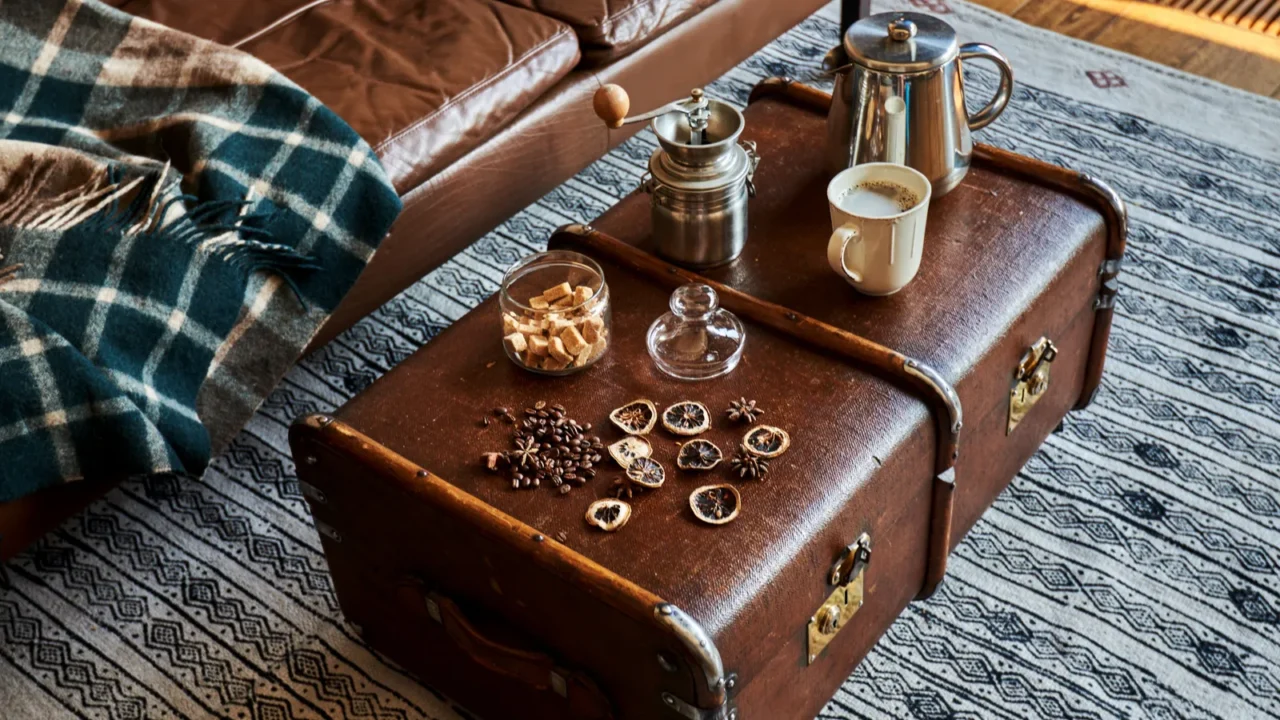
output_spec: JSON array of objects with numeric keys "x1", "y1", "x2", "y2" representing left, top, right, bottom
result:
[{"x1": 843, "y1": 11, "x2": 958, "y2": 73}]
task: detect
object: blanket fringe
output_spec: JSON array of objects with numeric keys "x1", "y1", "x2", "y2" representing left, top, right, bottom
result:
[{"x1": 0, "y1": 156, "x2": 320, "y2": 304}]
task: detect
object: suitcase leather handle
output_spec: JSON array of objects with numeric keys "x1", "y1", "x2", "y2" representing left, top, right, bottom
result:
[{"x1": 395, "y1": 579, "x2": 613, "y2": 720}]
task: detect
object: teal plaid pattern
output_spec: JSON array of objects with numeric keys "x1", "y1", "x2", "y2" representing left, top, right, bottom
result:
[{"x1": 0, "y1": 0, "x2": 400, "y2": 501}]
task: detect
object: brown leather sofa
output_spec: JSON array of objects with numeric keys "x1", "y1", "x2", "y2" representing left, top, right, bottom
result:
[
  {"x1": 109, "y1": 0, "x2": 830, "y2": 348},
  {"x1": 0, "y1": 0, "x2": 827, "y2": 560}
]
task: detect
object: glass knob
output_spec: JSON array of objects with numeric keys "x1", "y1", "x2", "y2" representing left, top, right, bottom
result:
[{"x1": 669, "y1": 283, "x2": 718, "y2": 318}]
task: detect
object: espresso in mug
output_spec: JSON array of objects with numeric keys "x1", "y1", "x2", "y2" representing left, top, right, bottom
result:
[{"x1": 836, "y1": 181, "x2": 919, "y2": 218}]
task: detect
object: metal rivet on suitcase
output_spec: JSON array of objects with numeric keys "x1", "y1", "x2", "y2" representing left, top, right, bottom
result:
[
  {"x1": 299, "y1": 481, "x2": 327, "y2": 504},
  {"x1": 315, "y1": 520, "x2": 342, "y2": 543},
  {"x1": 661, "y1": 692, "x2": 735, "y2": 720}
]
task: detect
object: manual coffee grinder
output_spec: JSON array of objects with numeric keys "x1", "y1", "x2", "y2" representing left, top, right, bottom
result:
[{"x1": 593, "y1": 84, "x2": 759, "y2": 268}]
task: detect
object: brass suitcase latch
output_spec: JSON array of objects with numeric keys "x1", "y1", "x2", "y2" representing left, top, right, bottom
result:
[
  {"x1": 807, "y1": 533, "x2": 871, "y2": 665},
  {"x1": 1008, "y1": 336, "x2": 1057, "y2": 434}
]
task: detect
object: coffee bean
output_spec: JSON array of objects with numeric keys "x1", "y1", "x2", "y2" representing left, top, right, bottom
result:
[{"x1": 486, "y1": 402, "x2": 603, "y2": 495}]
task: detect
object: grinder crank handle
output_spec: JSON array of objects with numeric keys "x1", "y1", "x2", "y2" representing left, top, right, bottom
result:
[{"x1": 592, "y1": 84, "x2": 708, "y2": 129}]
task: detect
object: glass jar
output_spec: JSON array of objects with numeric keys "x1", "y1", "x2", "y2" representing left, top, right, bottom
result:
[{"x1": 499, "y1": 250, "x2": 611, "y2": 375}]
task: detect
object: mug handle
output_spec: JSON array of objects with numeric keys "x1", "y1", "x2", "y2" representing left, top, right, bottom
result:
[
  {"x1": 959, "y1": 43, "x2": 1013, "y2": 131},
  {"x1": 827, "y1": 223, "x2": 863, "y2": 283}
]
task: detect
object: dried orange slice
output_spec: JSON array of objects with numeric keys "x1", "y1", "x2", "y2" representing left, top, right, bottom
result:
[
  {"x1": 676, "y1": 439, "x2": 723, "y2": 471},
  {"x1": 585, "y1": 499, "x2": 631, "y2": 532},
  {"x1": 625, "y1": 456, "x2": 666, "y2": 489},
  {"x1": 609, "y1": 399, "x2": 657, "y2": 435},
  {"x1": 689, "y1": 485, "x2": 741, "y2": 525},
  {"x1": 662, "y1": 401, "x2": 710, "y2": 436},
  {"x1": 608, "y1": 436, "x2": 652, "y2": 468},
  {"x1": 743, "y1": 425, "x2": 789, "y2": 458}
]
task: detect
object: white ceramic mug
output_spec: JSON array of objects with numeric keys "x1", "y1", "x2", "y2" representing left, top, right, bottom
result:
[{"x1": 826, "y1": 163, "x2": 932, "y2": 296}]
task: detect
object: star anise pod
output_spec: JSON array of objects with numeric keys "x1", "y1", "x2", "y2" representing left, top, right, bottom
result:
[
  {"x1": 511, "y1": 436, "x2": 541, "y2": 467},
  {"x1": 730, "y1": 447, "x2": 770, "y2": 480},
  {"x1": 725, "y1": 397, "x2": 763, "y2": 424}
]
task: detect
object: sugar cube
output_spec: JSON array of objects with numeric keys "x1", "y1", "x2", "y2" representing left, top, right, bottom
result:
[
  {"x1": 504, "y1": 332, "x2": 527, "y2": 354},
  {"x1": 542, "y1": 282, "x2": 572, "y2": 302},
  {"x1": 548, "y1": 336, "x2": 573, "y2": 363},
  {"x1": 561, "y1": 326, "x2": 588, "y2": 355}
]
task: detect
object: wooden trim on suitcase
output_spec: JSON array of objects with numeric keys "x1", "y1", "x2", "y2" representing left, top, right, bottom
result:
[
  {"x1": 746, "y1": 77, "x2": 1128, "y2": 413},
  {"x1": 289, "y1": 414, "x2": 733, "y2": 714}
]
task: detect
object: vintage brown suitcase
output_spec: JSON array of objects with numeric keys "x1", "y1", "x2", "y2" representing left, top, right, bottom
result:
[{"x1": 288, "y1": 80, "x2": 1126, "y2": 720}]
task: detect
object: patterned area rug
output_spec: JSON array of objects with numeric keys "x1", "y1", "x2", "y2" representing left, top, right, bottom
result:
[{"x1": 3, "y1": 1, "x2": 1279, "y2": 718}]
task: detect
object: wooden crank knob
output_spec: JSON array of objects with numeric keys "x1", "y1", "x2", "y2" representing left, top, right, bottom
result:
[{"x1": 593, "y1": 84, "x2": 630, "y2": 128}]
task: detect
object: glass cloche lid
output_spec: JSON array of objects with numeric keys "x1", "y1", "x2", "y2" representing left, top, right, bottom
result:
[{"x1": 646, "y1": 284, "x2": 745, "y2": 380}]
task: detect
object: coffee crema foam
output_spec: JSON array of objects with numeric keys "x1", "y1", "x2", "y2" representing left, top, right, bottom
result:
[
  {"x1": 836, "y1": 179, "x2": 920, "y2": 218},
  {"x1": 855, "y1": 181, "x2": 918, "y2": 211}
]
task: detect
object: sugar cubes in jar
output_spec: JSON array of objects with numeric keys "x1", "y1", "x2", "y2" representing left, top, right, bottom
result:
[{"x1": 499, "y1": 251, "x2": 611, "y2": 374}]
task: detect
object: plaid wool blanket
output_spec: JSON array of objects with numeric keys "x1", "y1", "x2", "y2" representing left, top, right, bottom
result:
[{"x1": 0, "y1": 0, "x2": 400, "y2": 502}]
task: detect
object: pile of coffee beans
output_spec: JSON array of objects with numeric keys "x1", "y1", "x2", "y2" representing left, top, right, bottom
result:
[{"x1": 484, "y1": 401, "x2": 605, "y2": 494}]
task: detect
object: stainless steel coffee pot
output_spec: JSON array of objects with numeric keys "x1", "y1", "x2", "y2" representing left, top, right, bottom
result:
[
  {"x1": 825, "y1": 12, "x2": 1013, "y2": 196},
  {"x1": 593, "y1": 85, "x2": 759, "y2": 268}
]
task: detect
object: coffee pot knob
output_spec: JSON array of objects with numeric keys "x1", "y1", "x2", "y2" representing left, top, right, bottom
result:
[
  {"x1": 887, "y1": 17, "x2": 918, "y2": 42},
  {"x1": 593, "y1": 84, "x2": 631, "y2": 129}
]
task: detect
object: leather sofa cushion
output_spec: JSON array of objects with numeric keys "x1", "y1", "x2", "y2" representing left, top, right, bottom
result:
[
  {"x1": 107, "y1": 0, "x2": 323, "y2": 46},
  {"x1": 107, "y1": 0, "x2": 581, "y2": 195},
  {"x1": 499, "y1": 0, "x2": 717, "y2": 64}
]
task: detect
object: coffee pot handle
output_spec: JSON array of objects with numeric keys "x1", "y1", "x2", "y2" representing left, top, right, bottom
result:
[{"x1": 958, "y1": 43, "x2": 1014, "y2": 131}]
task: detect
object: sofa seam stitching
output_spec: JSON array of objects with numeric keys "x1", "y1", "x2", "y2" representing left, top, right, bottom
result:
[
  {"x1": 374, "y1": 25, "x2": 578, "y2": 153},
  {"x1": 232, "y1": 0, "x2": 336, "y2": 49}
]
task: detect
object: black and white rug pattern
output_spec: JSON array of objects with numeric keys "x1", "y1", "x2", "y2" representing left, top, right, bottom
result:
[{"x1": 3, "y1": 2, "x2": 1279, "y2": 718}]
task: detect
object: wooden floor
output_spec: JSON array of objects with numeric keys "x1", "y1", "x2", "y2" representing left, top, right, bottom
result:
[{"x1": 971, "y1": 0, "x2": 1280, "y2": 97}]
